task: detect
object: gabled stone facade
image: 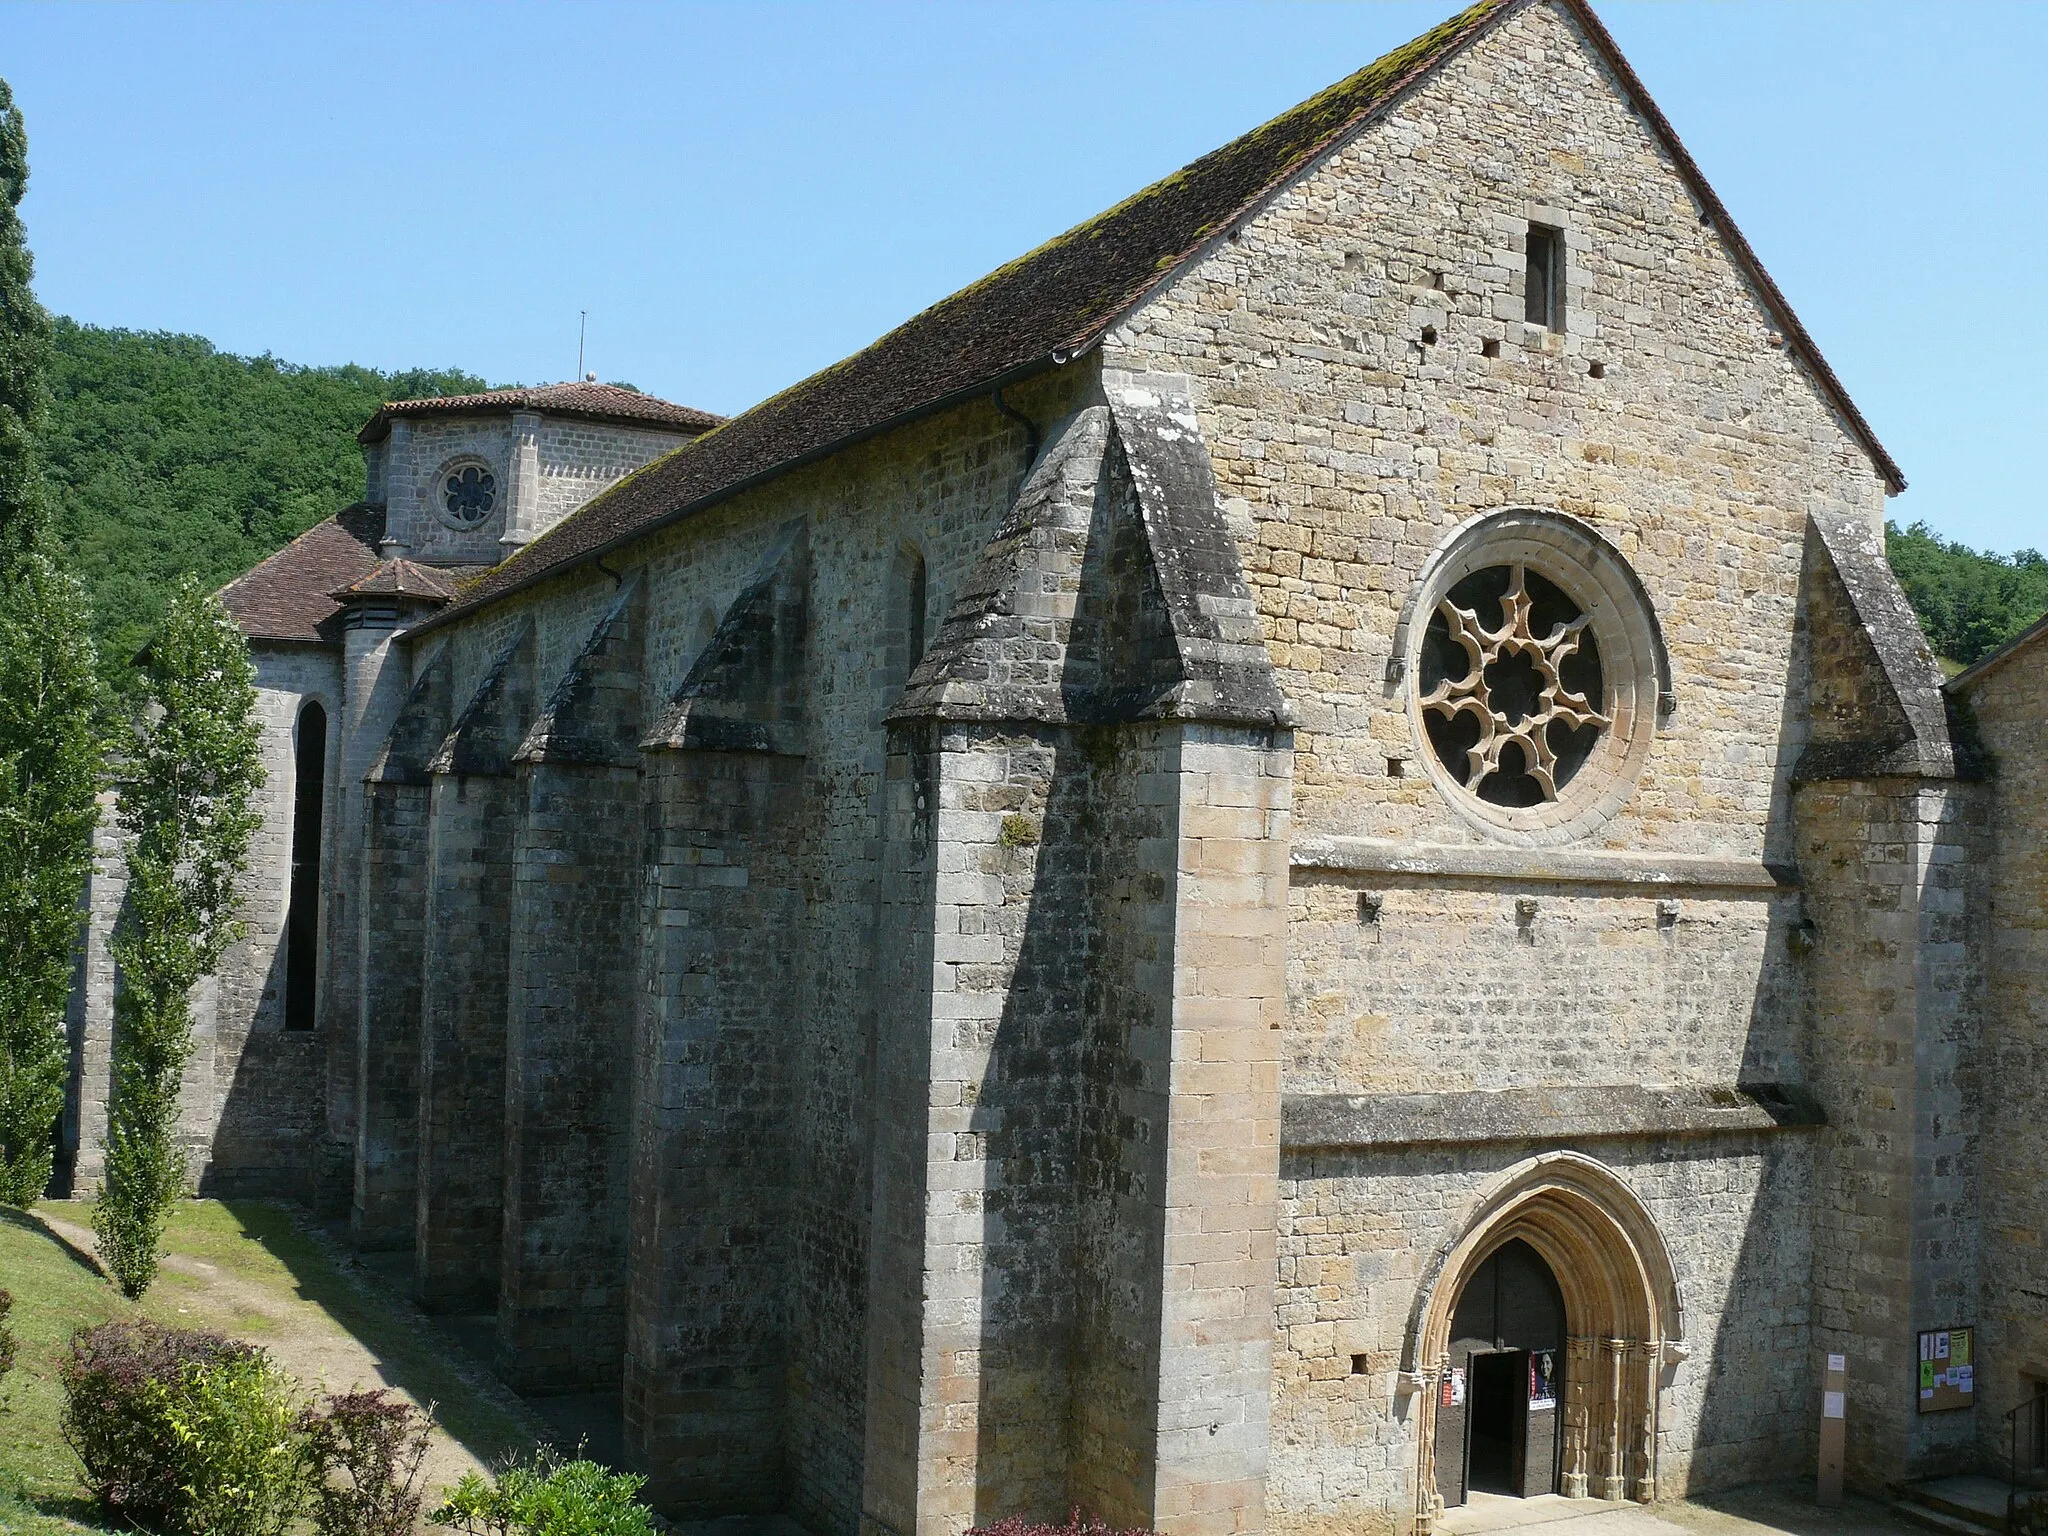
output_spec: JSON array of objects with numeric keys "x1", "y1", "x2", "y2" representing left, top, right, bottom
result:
[{"x1": 65, "y1": 3, "x2": 2048, "y2": 1534}]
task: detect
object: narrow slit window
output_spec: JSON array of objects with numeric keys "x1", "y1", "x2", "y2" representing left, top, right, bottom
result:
[
  {"x1": 284, "y1": 701, "x2": 326, "y2": 1032},
  {"x1": 908, "y1": 553, "x2": 928, "y2": 670},
  {"x1": 1525, "y1": 224, "x2": 1564, "y2": 331}
]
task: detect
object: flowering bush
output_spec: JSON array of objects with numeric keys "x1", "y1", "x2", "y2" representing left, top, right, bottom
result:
[
  {"x1": 60, "y1": 1318, "x2": 310, "y2": 1536},
  {"x1": 0, "y1": 1287, "x2": 17, "y2": 1387},
  {"x1": 967, "y1": 1511, "x2": 1159, "y2": 1536},
  {"x1": 301, "y1": 1388, "x2": 436, "y2": 1536}
]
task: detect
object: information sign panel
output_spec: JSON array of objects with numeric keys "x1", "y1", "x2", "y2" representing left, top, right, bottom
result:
[{"x1": 1917, "y1": 1326, "x2": 1975, "y2": 1414}]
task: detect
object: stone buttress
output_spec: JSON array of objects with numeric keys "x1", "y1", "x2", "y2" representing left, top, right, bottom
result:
[
  {"x1": 500, "y1": 578, "x2": 649, "y2": 1391},
  {"x1": 627, "y1": 528, "x2": 811, "y2": 1509},
  {"x1": 862, "y1": 383, "x2": 1294, "y2": 1536},
  {"x1": 352, "y1": 646, "x2": 453, "y2": 1249},
  {"x1": 1793, "y1": 511, "x2": 1987, "y2": 1483},
  {"x1": 416, "y1": 623, "x2": 537, "y2": 1311}
]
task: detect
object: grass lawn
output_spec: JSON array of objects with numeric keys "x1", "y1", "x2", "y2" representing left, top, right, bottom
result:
[{"x1": 0, "y1": 1200, "x2": 542, "y2": 1534}]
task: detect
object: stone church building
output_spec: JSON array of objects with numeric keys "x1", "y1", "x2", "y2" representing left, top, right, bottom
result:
[{"x1": 62, "y1": 1, "x2": 2048, "y2": 1533}]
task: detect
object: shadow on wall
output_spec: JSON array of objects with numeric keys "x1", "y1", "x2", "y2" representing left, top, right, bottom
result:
[
  {"x1": 1689, "y1": 594, "x2": 1817, "y2": 1494},
  {"x1": 965, "y1": 437, "x2": 1186, "y2": 1526},
  {"x1": 207, "y1": 1025, "x2": 324, "y2": 1203}
]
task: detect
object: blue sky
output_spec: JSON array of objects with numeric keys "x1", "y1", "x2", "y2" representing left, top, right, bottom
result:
[{"x1": 5, "y1": 1, "x2": 2042, "y2": 552}]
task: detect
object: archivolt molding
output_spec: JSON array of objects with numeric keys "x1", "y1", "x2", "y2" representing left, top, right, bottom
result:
[
  {"x1": 1402, "y1": 1151, "x2": 1683, "y2": 1375},
  {"x1": 1401, "y1": 1152, "x2": 1685, "y2": 1524}
]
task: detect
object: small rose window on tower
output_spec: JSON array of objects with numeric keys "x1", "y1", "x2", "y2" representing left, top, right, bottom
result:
[
  {"x1": 442, "y1": 464, "x2": 497, "y2": 527},
  {"x1": 1419, "y1": 564, "x2": 1607, "y2": 808}
]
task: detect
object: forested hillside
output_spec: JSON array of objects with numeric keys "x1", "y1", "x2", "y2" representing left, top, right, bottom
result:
[
  {"x1": 1886, "y1": 520, "x2": 2048, "y2": 671},
  {"x1": 42, "y1": 318, "x2": 484, "y2": 683},
  {"x1": 36, "y1": 318, "x2": 2044, "y2": 684}
]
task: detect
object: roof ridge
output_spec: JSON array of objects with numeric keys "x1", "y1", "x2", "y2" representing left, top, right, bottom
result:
[
  {"x1": 415, "y1": 0, "x2": 1900, "y2": 636},
  {"x1": 359, "y1": 381, "x2": 726, "y2": 444},
  {"x1": 413, "y1": 0, "x2": 1523, "y2": 634}
]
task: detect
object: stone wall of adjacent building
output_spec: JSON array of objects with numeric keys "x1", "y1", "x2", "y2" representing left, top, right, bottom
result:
[
  {"x1": 68, "y1": 645, "x2": 339, "y2": 1198},
  {"x1": 385, "y1": 416, "x2": 518, "y2": 562},
  {"x1": 1957, "y1": 643, "x2": 2048, "y2": 1455},
  {"x1": 534, "y1": 418, "x2": 694, "y2": 532}
]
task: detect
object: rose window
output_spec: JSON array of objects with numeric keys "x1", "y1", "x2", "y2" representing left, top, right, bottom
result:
[
  {"x1": 1418, "y1": 563, "x2": 1608, "y2": 808},
  {"x1": 442, "y1": 465, "x2": 497, "y2": 527}
]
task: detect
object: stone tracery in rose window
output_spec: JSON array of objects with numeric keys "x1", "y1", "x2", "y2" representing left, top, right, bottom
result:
[{"x1": 1418, "y1": 563, "x2": 1609, "y2": 808}]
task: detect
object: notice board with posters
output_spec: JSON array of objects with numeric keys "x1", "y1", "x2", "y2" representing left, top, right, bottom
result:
[{"x1": 1918, "y1": 1326, "x2": 1975, "y2": 1413}]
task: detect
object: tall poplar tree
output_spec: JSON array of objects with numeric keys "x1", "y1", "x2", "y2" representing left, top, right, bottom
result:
[
  {"x1": 94, "y1": 579, "x2": 261, "y2": 1295},
  {"x1": 0, "y1": 76, "x2": 105, "y2": 1207},
  {"x1": 0, "y1": 556, "x2": 104, "y2": 1203},
  {"x1": 0, "y1": 78, "x2": 53, "y2": 556}
]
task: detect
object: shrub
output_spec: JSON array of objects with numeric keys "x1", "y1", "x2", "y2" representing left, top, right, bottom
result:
[
  {"x1": 301, "y1": 1388, "x2": 435, "y2": 1536},
  {"x1": 0, "y1": 1287, "x2": 16, "y2": 1386},
  {"x1": 60, "y1": 1317, "x2": 310, "y2": 1536},
  {"x1": 432, "y1": 1449, "x2": 657, "y2": 1536},
  {"x1": 967, "y1": 1512, "x2": 1159, "y2": 1536}
]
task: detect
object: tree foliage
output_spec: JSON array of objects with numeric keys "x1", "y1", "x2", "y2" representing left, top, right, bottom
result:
[
  {"x1": 0, "y1": 78, "x2": 54, "y2": 560},
  {"x1": 0, "y1": 553, "x2": 106, "y2": 1204},
  {"x1": 94, "y1": 579, "x2": 263, "y2": 1296},
  {"x1": 42, "y1": 319, "x2": 484, "y2": 690},
  {"x1": 0, "y1": 80, "x2": 106, "y2": 1208},
  {"x1": 1887, "y1": 519, "x2": 2048, "y2": 670}
]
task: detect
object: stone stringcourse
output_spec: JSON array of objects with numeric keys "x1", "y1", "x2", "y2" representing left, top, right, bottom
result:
[{"x1": 61, "y1": 3, "x2": 2046, "y2": 1536}]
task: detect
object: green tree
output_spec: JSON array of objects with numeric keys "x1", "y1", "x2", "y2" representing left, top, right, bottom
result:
[
  {"x1": 1887, "y1": 519, "x2": 2048, "y2": 670},
  {"x1": 94, "y1": 578, "x2": 262, "y2": 1296},
  {"x1": 0, "y1": 78, "x2": 54, "y2": 558},
  {"x1": 0, "y1": 79, "x2": 105, "y2": 1206},
  {"x1": 0, "y1": 554, "x2": 106, "y2": 1203},
  {"x1": 41, "y1": 321, "x2": 486, "y2": 690}
]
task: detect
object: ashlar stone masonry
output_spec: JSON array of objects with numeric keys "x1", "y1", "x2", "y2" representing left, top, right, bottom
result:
[{"x1": 65, "y1": 3, "x2": 2048, "y2": 1535}]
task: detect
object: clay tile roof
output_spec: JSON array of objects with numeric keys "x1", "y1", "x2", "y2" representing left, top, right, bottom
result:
[
  {"x1": 219, "y1": 503, "x2": 386, "y2": 645},
  {"x1": 331, "y1": 558, "x2": 466, "y2": 603},
  {"x1": 417, "y1": 0, "x2": 1902, "y2": 636},
  {"x1": 358, "y1": 382, "x2": 724, "y2": 444}
]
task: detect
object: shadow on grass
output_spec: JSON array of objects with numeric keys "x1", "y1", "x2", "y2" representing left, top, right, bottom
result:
[
  {"x1": 194, "y1": 1201, "x2": 541, "y2": 1471},
  {"x1": 0, "y1": 1204, "x2": 104, "y2": 1280},
  {"x1": 17, "y1": 1200, "x2": 539, "y2": 1477},
  {"x1": 0, "y1": 1209, "x2": 120, "y2": 1532}
]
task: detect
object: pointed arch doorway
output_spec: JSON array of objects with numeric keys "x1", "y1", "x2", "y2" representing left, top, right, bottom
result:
[
  {"x1": 1406, "y1": 1153, "x2": 1685, "y2": 1534},
  {"x1": 1436, "y1": 1239, "x2": 1566, "y2": 1506}
]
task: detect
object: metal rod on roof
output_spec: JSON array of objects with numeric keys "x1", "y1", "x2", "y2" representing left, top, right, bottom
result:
[{"x1": 577, "y1": 311, "x2": 587, "y2": 383}]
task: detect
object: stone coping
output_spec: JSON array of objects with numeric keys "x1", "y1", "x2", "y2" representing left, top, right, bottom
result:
[
  {"x1": 1289, "y1": 835, "x2": 1796, "y2": 892},
  {"x1": 1282, "y1": 1082, "x2": 1824, "y2": 1152}
]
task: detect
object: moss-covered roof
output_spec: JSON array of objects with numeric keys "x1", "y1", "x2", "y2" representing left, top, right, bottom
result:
[
  {"x1": 358, "y1": 382, "x2": 722, "y2": 443},
  {"x1": 420, "y1": 0, "x2": 1901, "y2": 633}
]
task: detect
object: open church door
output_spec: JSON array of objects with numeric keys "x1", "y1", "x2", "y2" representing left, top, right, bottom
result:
[{"x1": 1435, "y1": 1238, "x2": 1567, "y2": 1506}]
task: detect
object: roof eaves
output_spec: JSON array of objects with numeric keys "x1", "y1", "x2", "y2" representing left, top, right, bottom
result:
[
  {"x1": 1554, "y1": 0, "x2": 1904, "y2": 495},
  {"x1": 1945, "y1": 609, "x2": 2048, "y2": 695},
  {"x1": 406, "y1": 352, "x2": 1065, "y2": 640}
]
